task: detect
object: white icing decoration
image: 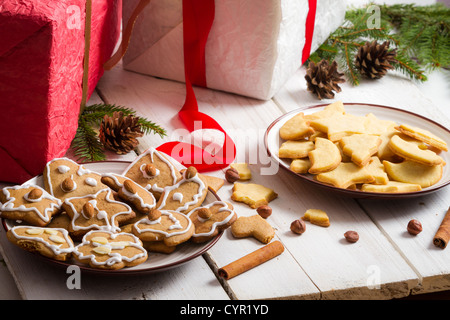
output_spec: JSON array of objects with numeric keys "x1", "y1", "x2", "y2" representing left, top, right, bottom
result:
[
  {"x1": 172, "y1": 192, "x2": 183, "y2": 203},
  {"x1": 187, "y1": 201, "x2": 235, "y2": 238},
  {"x1": 77, "y1": 165, "x2": 92, "y2": 176},
  {"x1": 85, "y1": 177, "x2": 98, "y2": 187},
  {"x1": 11, "y1": 226, "x2": 74, "y2": 255},
  {"x1": 73, "y1": 230, "x2": 147, "y2": 267},
  {"x1": 63, "y1": 188, "x2": 132, "y2": 233},
  {"x1": 57, "y1": 165, "x2": 70, "y2": 174},
  {"x1": 1, "y1": 185, "x2": 62, "y2": 223},
  {"x1": 139, "y1": 163, "x2": 160, "y2": 179},
  {"x1": 133, "y1": 210, "x2": 191, "y2": 237}
]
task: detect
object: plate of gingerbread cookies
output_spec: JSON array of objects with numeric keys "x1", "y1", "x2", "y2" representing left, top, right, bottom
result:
[
  {"x1": 265, "y1": 102, "x2": 450, "y2": 199},
  {"x1": 1, "y1": 147, "x2": 237, "y2": 274}
]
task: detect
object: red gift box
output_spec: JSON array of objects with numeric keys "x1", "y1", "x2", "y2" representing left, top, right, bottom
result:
[{"x1": 0, "y1": 0, "x2": 121, "y2": 183}]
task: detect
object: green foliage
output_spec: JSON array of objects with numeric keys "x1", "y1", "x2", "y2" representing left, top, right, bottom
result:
[
  {"x1": 308, "y1": 3, "x2": 449, "y2": 85},
  {"x1": 71, "y1": 103, "x2": 166, "y2": 162}
]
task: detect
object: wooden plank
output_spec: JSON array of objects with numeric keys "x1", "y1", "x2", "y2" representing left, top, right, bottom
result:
[
  {"x1": 97, "y1": 64, "x2": 323, "y2": 299},
  {"x1": 273, "y1": 66, "x2": 450, "y2": 296},
  {"x1": 98, "y1": 64, "x2": 419, "y2": 299}
]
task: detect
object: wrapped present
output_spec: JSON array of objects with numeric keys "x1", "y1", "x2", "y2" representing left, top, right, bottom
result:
[
  {"x1": 0, "y1": 0, "x2": 121, "y2": 183},
  {"x1": 120, "y1": 0, "x2": 346, "y2": 100}
]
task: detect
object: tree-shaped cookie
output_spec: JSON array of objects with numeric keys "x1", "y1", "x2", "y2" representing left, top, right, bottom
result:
[{"x1": 340, "y1": 134, "x2": 382, "y2": 167}]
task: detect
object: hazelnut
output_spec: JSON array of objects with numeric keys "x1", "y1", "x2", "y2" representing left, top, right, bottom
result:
[
  {"x1": 257, "y1": 205, "x2": 272, "y2": 219},
  {"x1": 148, "y1": 209, "x2": 162, "y2": 221},
  {"x1": 197, "y1": 208, "x2": 212, "y2": 220},
  {"x1": 123, "y1": 179, "x2": 137, "y2": 194},
  {"x1": 185, "y1": 166, "x2": 198, "y2": 179},
  {"x1": 27, "y1": 188, "x2": 43, "y2": 200},
  {"x1": 61, "y1": 177, "x2": 75, "y2": 192},
  {"x1": 407, "y1": 219, "x2": 422, "y2": 235},
  {"x1": 344, "y1": 231, "x2": 359, "y2": 243},
  {"x1": 225, "y1": 168, "x2": 240, "y2": 183},
  {"x1": 83, "y1": 202, "x2": 95, "y2": 218},
  {"x1": 290, "y1": 219, "x2": 306, "y2": 235},
  {"x1": 145, "y1": 164, "x2": 158, "y2": 177}
]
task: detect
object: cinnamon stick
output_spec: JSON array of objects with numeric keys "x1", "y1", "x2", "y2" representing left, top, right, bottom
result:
[
  {"x1": 433, "y1": 206, "x2": 450, "y2": 249},
  {"x1": 218, "y1": 240, "x2": 284, "y2": 280}
]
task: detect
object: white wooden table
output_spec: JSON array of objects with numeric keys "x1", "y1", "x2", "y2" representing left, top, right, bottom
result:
[{"x1": 1, "y1": 0, "x2": 449, "y2": 301}]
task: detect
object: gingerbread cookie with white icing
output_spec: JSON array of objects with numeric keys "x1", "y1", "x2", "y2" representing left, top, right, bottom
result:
[
  {"x1": 73, "y1": 230, "x2": 148, "y2": 270},
  {"x1": 43, "y1": 157, "x2": 106, "y2": 201},
  {"x1": 156, "y1": 166, "x2": 208, "y2": 214},
  {"x1": 187, "y1": 201, "x2": 237, "y2": 243},
  {"x1": 6, "y1": 226, "x2": 74, "y2": 261},
  {"x1": 122, "y1": 147, "x2": 182, "y2": 199},
  {"x1": 132, "y1": 209, "x2": 194, "y2": 247},
  {"x1": 62, "y1": 188, "x2": 135, "y2": 240},
  {"x1": 0, "y1": 184, "x2": 62, "y2": 227},
  {"x1": 101, "y1": 173, "x2": 156, "y2": 215}
]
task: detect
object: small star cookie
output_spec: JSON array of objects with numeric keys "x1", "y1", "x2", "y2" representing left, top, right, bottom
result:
[
  {"x1": 231, "y1": 182, "x2": 278, "y2": 209},
  {"x1": 316, "y1": 162, "x2": 375, "y2": 189},
  {"x1": 279, "y1": 112, "x2": 315, "y2": 140},
  {"x1": 309, "y1": 113, "x2": 366, "y2": 142}
]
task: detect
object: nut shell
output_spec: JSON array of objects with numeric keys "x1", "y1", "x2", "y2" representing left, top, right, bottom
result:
[
  {"x1": 407, "y1": 219, "x2": 422, "y2": 235},
  {"x1": 290, "y1": 219, "x2": 306, "y2": 235},
  {"x1": 257, "y1": 205, "x2": 272, "y2": 219},
  {"x1": 344, "y1": 230, "x2": 359, "y2": 243},
  {"x1": 225, "y1": 168, "x2": 240, "y2": 183}
]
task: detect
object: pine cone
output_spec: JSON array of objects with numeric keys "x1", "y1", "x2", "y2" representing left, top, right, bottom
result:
[
  {"x1": 99, "y1": 111, "x2": 144, "y2": 154},
  {"x1": 305, "y1": 59, "x2": 345, "y2": 100},
  {"x1": 355, "y1": 40, "x2": 397, "y2": 79}
]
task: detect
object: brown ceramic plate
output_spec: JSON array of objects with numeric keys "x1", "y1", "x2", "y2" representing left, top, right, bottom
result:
[
  {"x1": 264, "y1": 103, "x2": 450, "y2": 199},
  {"x1": 1, "y1": 160, "x2": 223, "y2": 274}
]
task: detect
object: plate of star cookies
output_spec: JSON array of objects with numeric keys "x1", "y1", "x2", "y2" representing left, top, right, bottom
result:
[
  {"x1": 1, "y1": 147, "x2": 237, "y2": 274},
  {"x1": 265, "y1": 102, "x2": 450, "y2": 199}
]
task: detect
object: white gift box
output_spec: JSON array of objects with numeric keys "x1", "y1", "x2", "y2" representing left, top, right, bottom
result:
[{"x1": 122, "y1": 0, "x2": 346, "y2": 100}]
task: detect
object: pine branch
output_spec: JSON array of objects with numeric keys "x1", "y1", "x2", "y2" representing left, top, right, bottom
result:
[
  {"x1": 70, "y1": 103, "x2": 167, "y2": 162},
  {"x1": 70, "y1": 120, "x2": 106, "y2": 162}
]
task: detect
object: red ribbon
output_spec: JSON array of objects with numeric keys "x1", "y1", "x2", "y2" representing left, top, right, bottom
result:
[
  {"x1": 157, "y1": 0, "x2": 317, "y2": 171},
  {"x1": 302, "y1": 0, "x2": 317, "y2": 64},
  {"x1": 157, "y1": 0, "x2": 236, "y2": 172}
]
